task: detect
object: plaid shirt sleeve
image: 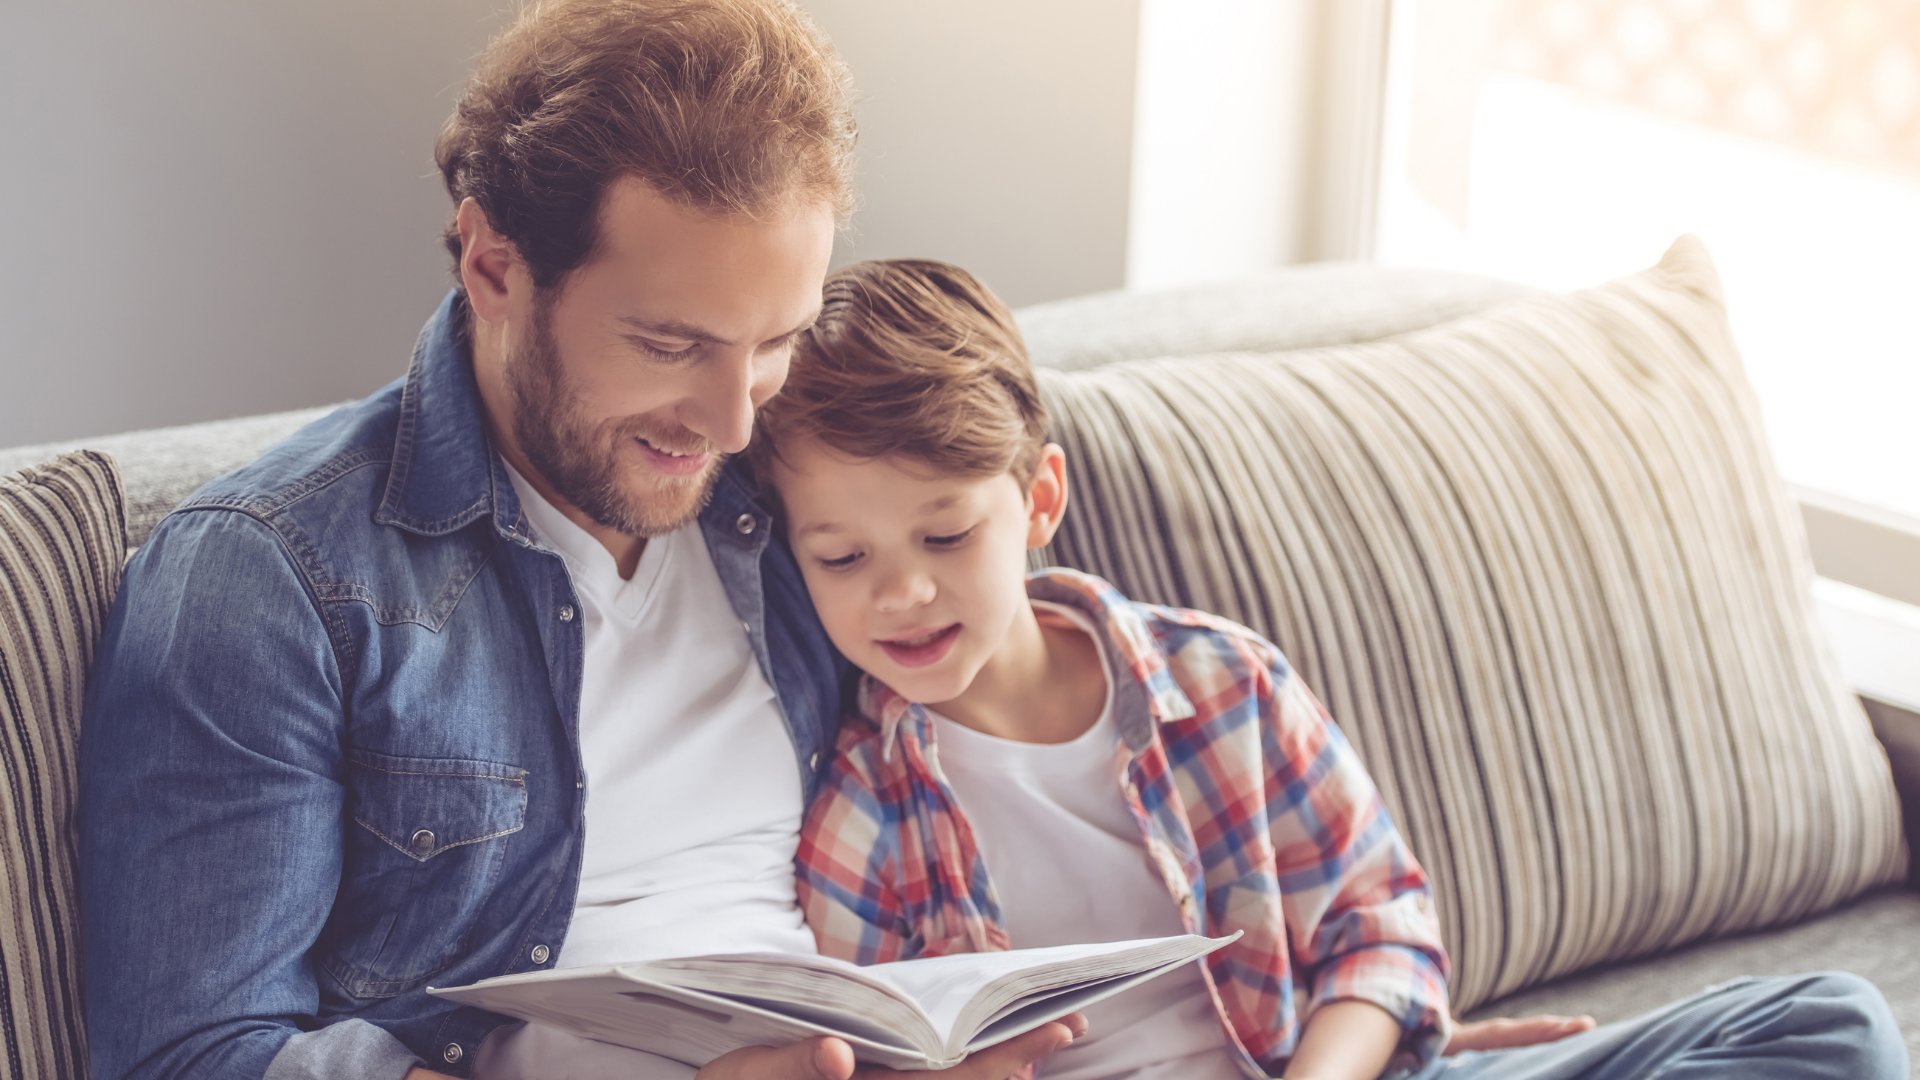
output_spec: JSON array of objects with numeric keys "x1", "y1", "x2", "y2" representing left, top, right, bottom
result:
[
  {"x1": 1259, "y1": 653, "x2": 1453, "y2": 1070},
  {"x1": 795, "y1": 732, "x2": 912, "y2": 966}
]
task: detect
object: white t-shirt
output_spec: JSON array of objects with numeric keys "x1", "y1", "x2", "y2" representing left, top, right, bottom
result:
[
  {"x1": 927, "y1": 603, "x2": 1250, "y2": 1080},
  {"x1": 475, "y1": 466, "x2": 815, "y2": 1079}
]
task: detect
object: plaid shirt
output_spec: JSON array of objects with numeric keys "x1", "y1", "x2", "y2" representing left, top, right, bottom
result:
[{"x1": 796, "y1": 568, "x2": 1452, "y2": 1077}]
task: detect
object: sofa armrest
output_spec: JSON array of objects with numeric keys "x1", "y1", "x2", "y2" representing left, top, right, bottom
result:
[{"x1": 1864, "y1": 697, "x2": 1920, "y2": 889}]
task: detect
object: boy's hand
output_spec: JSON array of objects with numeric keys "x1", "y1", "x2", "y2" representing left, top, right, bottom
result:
[
  {"x1": 695, "y1": 1014, "x2": 1085, "y2": 1080},
  {"x1": 1444, "y1": 1013, "x2": 1596, "y2": 1054}
]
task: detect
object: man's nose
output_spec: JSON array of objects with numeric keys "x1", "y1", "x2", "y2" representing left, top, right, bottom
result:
[{"x1": 686, "y1": 350, "x2": 758, "y2": 454}]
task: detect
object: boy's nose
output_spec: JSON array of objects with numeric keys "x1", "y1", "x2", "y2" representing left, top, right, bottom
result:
[{"x1": 873, "y1": 566, "x2": 935, "y2": 612}]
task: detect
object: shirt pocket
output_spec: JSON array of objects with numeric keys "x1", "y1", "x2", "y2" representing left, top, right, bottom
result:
[{"x1": 319, "y1": 749, "x2": 529, "y2": 999}]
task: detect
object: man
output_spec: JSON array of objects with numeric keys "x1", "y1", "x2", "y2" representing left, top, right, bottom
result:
[
  {"x1": 77, "y1": 2, "x2": 1072, "y2": 1077},
  {"x1": 80, "y1": 2, "x2": 1594, "y2": 1078}
]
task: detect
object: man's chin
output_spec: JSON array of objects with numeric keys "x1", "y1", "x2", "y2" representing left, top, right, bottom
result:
[{"x1": 611, "y1": 460, "x2": 723, "y2": 537}]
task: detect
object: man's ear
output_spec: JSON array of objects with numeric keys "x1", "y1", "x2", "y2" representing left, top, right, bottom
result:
[
  {"x1": 1024, "y1": 444, "x2": 1070, "y2": 549},
  {"x1": 455, "y1": 197, "x2": 522, "y2": 327}
]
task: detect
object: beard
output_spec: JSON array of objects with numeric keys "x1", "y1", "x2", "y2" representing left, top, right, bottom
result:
[{"x1": 505, "y1": 293, "x2": 724, "y2": 538}]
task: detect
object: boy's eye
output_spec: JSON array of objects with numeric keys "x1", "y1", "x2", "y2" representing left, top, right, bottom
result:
[
  {"x1": 818, "y1": 552, "x2": 863, "y2": 570},
  {"x1": 925, "y1": 527, "x2": 976, "y2": 548}
]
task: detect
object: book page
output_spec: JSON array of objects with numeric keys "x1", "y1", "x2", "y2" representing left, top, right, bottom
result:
[
  {"x1": 864, "y1": 933, "x2": 1238, "y2": 1051},
  {"x1": 429, "y1": 934, "x2": 1239, "y2": 1069},
  {"x1": 639, "y1": 951, "x2": 937, "y2": 1053},
  {"x1": 430, "y1": 967, "x2": 938, "y2": 1070},
  {"x1": 963, "y1": 958, "x2": 1205, "y2": 1052}
]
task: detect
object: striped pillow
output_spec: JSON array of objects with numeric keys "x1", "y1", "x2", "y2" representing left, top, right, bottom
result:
[
  {"x1": 1034, "y1": 237, "x2": 1909, "y2": 1011},
  {"x1": 0, "y1": 451, "x2": 125, "y2": 1079}
]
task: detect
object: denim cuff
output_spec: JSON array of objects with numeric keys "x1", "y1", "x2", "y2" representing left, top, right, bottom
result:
[{"x1": 264, "y1": 1019, "x2": 423, "y2": 1080}]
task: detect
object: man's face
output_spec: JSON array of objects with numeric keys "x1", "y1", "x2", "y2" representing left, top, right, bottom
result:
[{"x1": 505, "y1": 178, "x2": 835, "y2": 537}]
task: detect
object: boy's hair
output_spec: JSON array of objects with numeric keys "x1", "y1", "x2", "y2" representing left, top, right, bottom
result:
[
  {"x1": 752, "y1": 258, "x2": 1049, "y2": 490},
  {"x1": 435, "y1": 0, "x2": 857, "y2": 292}
]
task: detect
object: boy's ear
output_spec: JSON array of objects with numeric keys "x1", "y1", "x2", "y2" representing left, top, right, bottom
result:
[{"x1": 1024, "y1": 444, "x2": 1070, "y2": 549}]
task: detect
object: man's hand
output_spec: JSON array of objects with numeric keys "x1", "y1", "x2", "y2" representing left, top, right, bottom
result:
[
  {"x1": 1443, "y1": 1013, "x2": 1596, "y2": 1055},
  {"x1": 695, "y1": 1014, "x2": 1086, "y2": 1080}
]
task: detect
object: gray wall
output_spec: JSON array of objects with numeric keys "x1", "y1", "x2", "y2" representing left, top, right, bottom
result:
[
  {"x1": 1, "y1": 1, "x2": 510, "y2": 447},
  {"x1": 0, "y1": 1, "x2": 1140, "y2": 447}
]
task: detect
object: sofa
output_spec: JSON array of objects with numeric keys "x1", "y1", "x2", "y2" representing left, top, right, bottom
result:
[{"x1": 2, "y1": 238, "x2": 1914, "y2": 1077}]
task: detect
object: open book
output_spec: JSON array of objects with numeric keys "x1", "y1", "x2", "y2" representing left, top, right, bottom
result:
[{"x1": 429, "y1": 932, "x2": 1239, "y2": 1071}]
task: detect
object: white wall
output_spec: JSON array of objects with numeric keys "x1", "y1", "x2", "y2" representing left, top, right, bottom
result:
[
  {"x1": 1128, "y1": 0, "x2": 1318, "y2": 290},
  {"x1": 802, "y1": 0, "x2": 1141, "y2": 308},
  {"x1": 1127, "y1": 0, "x2": 1391, "y2": 287}
]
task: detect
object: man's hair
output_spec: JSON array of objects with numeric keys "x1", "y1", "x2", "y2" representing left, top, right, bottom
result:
[
  {"x1": 751, "y1": 258, "x2": 1049, "y2": 490},
  {"x1": 435, "y1": 0, "x2": 857, "y2": 290}
]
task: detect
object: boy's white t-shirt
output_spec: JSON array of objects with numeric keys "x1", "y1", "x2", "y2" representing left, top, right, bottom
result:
[
  {"x1": 474, "y1": 464, "x2": 814, "y2": 1079},
  {"x1": 926, "y1": 602, "x2": 1250, "y2": 1080}
]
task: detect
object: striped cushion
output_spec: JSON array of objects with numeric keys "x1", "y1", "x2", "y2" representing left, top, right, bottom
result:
[
  {"x1": 0, "y1": 451, "x2": 125, "y2": 1079},
  {"x1": 1034, "y1": 237, "x2": 1909, "y2": 1011}
]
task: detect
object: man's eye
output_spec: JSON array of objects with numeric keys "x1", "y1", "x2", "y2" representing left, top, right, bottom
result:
[
  {"x1": 926, "y1": 528, "x2": 975, "y2": 548},
  {"x1": 631, "y1": 338, "x2": 696, "y2": 362},
  {"x1": 819, "y1": 552, "x2": 862, "y2": 570}
]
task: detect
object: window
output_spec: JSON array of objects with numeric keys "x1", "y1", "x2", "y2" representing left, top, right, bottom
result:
[{"x1": 1376, "y1": 0, "x2": 1920, "y2": 522}]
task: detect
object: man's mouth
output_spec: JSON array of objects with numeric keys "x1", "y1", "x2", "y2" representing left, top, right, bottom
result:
[
  {"x1": 633, "y1": 436, "x2": 711, "y2": 477},
  {"x1": 876, "y1": 624, "x2": 961, "y2": 668}
]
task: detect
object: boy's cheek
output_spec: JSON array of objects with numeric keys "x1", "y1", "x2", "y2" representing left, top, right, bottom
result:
[{"x1": 807, "y1": 583, "x2": 868, "y2": 659}]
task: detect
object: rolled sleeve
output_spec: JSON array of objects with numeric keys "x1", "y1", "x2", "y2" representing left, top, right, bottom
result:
[
  {"x1": 1264, "y1": 667, "x2": 1453, "y2": 1072},
  {"x1": 1307, "y1": 943, "x2": 1452, "y2": 1073},
  {"x1": 264, "y1": 1021, "x2": 424, "y2": 1080}
]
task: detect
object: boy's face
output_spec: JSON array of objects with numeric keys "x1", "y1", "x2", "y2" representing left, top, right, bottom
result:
[{"x1": 771, "y1": 438, "x2": 1064, "y2": 706}]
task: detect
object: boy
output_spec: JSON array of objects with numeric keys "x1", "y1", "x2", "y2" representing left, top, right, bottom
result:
[{"x1": 753, "y1": 259, "x2": 1906, "y2": 1080}]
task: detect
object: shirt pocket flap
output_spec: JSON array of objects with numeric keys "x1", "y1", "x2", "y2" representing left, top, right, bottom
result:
[{"x1": 347, "y1": 749, "x2": 528, "y2": 861}]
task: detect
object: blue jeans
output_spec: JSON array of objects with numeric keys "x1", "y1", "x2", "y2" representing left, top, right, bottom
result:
[{"x1": 1408, "y1": 972, "x2": 1908, "y2": 1080}]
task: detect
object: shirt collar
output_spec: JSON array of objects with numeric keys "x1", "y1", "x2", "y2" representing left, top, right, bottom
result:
[
  {"x1": 374, "y1": 289, "x2": 501, "y2": 537},
  {"x1": 862, "y1": 566, "x2": 1196, "y2": 760}
]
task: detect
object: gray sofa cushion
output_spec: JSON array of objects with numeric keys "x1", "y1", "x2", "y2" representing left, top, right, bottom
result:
[
  {"x1": 0, "y1": 407, "x2": 336, "y2": 550},
  {"x1": 1469, "y1": 889, "x2": 1920, "y2": 1068},
  {"x1": 1018, "y1": 261, "x2": 1537, "y2": 371}
]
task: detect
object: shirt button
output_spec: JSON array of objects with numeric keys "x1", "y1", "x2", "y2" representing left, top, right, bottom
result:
[
  {"x1": 558, "y1": 604, "x2": 575, "y2": 622},
  {"x1": 409, "y1": 829, "x2": 436, "y2": 855},
  {"x1": 809, "y1": 752, "x2": 820, "y2": 769},
  {"x1": 735, "y1": 513, "x2": 757, "y2": 535},
  {"x1": 442, "y1": 1042, "x2": 464, "y2": 1064},
  {"x1": 531, "y1": 943, "x2": 551, "y2": 964}
]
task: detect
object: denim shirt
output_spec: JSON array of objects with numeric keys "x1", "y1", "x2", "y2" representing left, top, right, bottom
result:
[{"x1": 77, "y1": 290, "x2": 843, "y2": 1080}]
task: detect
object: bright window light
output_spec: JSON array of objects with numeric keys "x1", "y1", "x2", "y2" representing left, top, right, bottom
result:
[{"x1": 1377, "y1": 0, "x2": 1920, "y2": 519}]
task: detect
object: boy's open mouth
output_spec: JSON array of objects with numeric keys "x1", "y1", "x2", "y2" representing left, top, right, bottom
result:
[{"x1": 877, "y1": 623, "x2": 961, "y2": 668}]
